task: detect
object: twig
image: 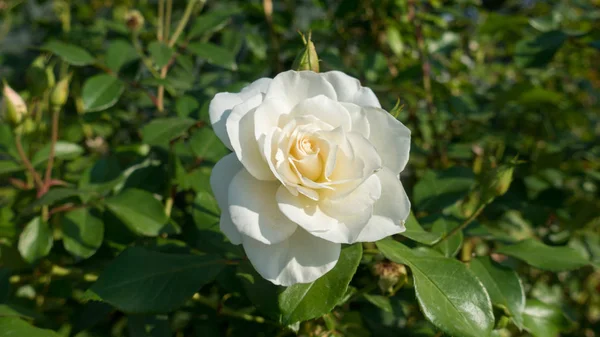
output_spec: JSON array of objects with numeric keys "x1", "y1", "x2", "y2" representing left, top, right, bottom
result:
[
  {"x1": 15, "y1": 134, "x2": 43, "y2": 188},
  {"x1": 157, "y1": 0, "x2": 164, "y2": 42},
  {"x1": 438, "y1": 204, "x2": 486, "y2": 243},
  {"x1": 407, "y1": 0, "x2": 448, "y2": 167},
  {"x1": 42, "y1": 108, "x2": 60, "y2": 194},
  {"x1": 168, "y1": 0, "x2": 201, "y2": 47},
  {"x1": 192, "y1": 293, "x2": 276, "y2": 325}
]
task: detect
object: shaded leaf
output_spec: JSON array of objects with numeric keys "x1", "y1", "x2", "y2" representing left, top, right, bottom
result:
[
  {"x1": 496, "y1": 239, "x2": 589, "y2": 271},
  {"x1": 105, "y1": 39, "x2": 139, "y2": 72},
  {"x1": 0, "y1": 317, "x2": 58, "y2": 337},
  {"x1": 104, "y1": 189, "x2": 168, "y2": 236},
  {"x1": 148, "y1": 41, "x2": 174, "y2": 68},
  {"x1": 187, "y1": 42, "x2": 237, "y2": 70},
  {"x1": 63, "y1": 208, "x2": 104, "y2": 259},
  {"x1": 141, "y1": 117, "x2": 196, "y2": 148},
  {"x1": 88, "y1": 247, "x2": 225, "y2": 313},
  {"x1": 413, "y1": 167, "x2": 475, "y2": 213}
]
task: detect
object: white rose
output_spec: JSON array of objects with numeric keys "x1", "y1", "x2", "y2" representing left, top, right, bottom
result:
[{"x1": 209, "y1": 70, "x2": 411, "y2": 286}]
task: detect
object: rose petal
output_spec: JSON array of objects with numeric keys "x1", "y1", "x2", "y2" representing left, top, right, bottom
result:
[
  {"x1": 209, "y1": 78, "x2": 271, "y2": 149},
  {"x1": 209, "y1": 153, "x2": 244, "y2": 245},
  {"x1": 287, "y1": 95, "x2": 352, "y2": 131},
  {"x1": 322, "y1": 71, "x2": 381, "y2": 108},
  {"x1": 363, "y1": 106, "x2": 411, "y2": 174},
  {"x1": 277, "y1": 175, "x2": 382, "y2": 244},
  {"x1": 228, "y1": 170, "x2": 298, "y2": 244},
  {"x1": 341, "y1": 103, "x2": 370, "y2": 138},
  {"x1": 355, "y1": 167, "x2": 410, "y2": 242},
  {"x1": 265, "y1": 71, "x2": 337, "y2": 109},
  {"x1": 227, "y1": 94, "x2": 275, "y2": 181},
  {"x1": 242, "y1": 228, "x2": 341, "y2": 286}
]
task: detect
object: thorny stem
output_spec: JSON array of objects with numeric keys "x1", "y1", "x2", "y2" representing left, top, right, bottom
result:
[{"x1": 15, "y1": 134, "x2": 43, "y2": 189}]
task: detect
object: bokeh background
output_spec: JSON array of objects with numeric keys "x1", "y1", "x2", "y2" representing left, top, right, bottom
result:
[{"x1": 0, "y1": 0, "x2": 599, "y2": 336}]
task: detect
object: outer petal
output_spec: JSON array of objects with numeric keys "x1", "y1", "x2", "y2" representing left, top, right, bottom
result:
[
  {"x1": 341, "y1": 103, "x2": 370, "y2": 138},
  {"x1": 277, "y1": 174, "x2": 381, "y2": 244},
  {"x1": 355, "y1": 167, "x2": 410, "y2": 242},
  {"x1": 228, "y1": 170, "x2": 298, "y2": 244},
  {"x1": 363, "y1": 106, "x2": 411, "y2": 174},
  {"x1": 242, "y1": 228, "x2": 341, "y2": 286},
  {"x1": 209, "y1": 78, "x2": 271, "y2": 149},
  {"x1": 226, "y1": 94, "x2": 275, "y2": 181},
  {"x1": 265, "y1": 71, "x2": 337, "y2": 109},
  {"x1": 209, "y1": 153, "x2": 244, "y2": 245},
  {"x1": 321, "y1": 71, "x2": 381, "y2": 108}
]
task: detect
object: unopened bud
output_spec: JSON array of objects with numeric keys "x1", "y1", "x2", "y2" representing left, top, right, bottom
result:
[
  {"x1": 26, "y1": 56, "x2": 54, "y2": 97},
  {"x1": 482, "y1": 162, "x2": 516, "y2": 203},
  {"x1": 373, "y1": 261, "x2": 407, "y2": 293},
  {"x1": 51, "y1": 76, "x2": 71, "y2": 108},
  {"x1": 124, "y1": 10, "x2": 144, "y2": 32},
  {"x1": 292, "y1": 31, "x2": 319, "y2": 73},
  {"x1": 2, "y1": 81, "x2": 27, "y2": 126}
]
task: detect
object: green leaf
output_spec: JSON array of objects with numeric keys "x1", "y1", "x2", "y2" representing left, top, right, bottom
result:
[
  {"x1": 278, "y1": 243, "x2": 362, "y2": 325},
  {"x1": 363, "y1": 294, "x2": 393, "y2": 313},
  {"x1": 0, "y1": 317, "x2": 58, "y2": 337},
  {"x1": 140, "y1": 117, "x2": 196, "y2": 148},
  {"x1": 31, "y1": 141, "x2": 84, "y2": 167},
  {"x1": 104, "y1": 189, "x2": 168, "y2": 236},
  {"x1": 88, "y1": 247, "x2": 225, "y2": 313},
  {"x1": 469, "y1": 256, "x2": 525, "y2": 329},
  {"x1": 18, "y1": 217, "x2": 53, "y2": 264},
  {"x1": 29, "y1": 188, "x2": 87, "y2": 209},
  {"x1": 148, "y1": 41, "x2": 174, "y2": 68},
  {"x1": 522, "y1": 299, "x2": 571, "y2": 337},
  {"x1": 412, "y1": 167, "x2": 475, "y2": 213},
  {"x1": 430, "y1": 216, "x2": 463, "y2": 257},
  {"x1": 0, "y1": 160, "x2": 20, "y2": 175},
  {"x1": 42, "y1": 40, "x2": 95, "y2": 66},
  {"x1": 175, "y1": 95, "x2": 199, "y2": 117},
  {"x1": 188, "y1": 128, "x2": 229, "y2": 162},
  {"x1": 63, "y1": 208, "x2": 104, "y2": 259},
  {"x1": 515, "y1": 31, "x2": 567, "y2": 68},
  {"x1": 105, "y1": 39, "x2": 139, "y2": 72},
  {"x1": 402, "y1": 212, "x2": 443, "y2": 245},
  {"x1": 187, "y1": 42, "x2": 237, "y2": 70},
  {"x1": 187, "y1": 9, "x2": 240, "y2": 40},
  {"x1": 496, "y1": 239, "x2": 589, "y2": 272},
  {"x1": 82, "y1": 74, "x2": 125, "y2": 112},
  {"x1": 376, "y1": 239, "x2": 494, "y2": 337}
]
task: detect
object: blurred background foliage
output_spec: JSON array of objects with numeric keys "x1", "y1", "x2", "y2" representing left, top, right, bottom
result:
[{"x1": 0, "y1": 0, "x2": 599, "y2": 336}]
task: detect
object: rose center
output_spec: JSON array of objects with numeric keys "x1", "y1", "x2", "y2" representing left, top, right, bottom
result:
[{"x1": 290, "y1": 134, "x2": 324, "y2": 182}]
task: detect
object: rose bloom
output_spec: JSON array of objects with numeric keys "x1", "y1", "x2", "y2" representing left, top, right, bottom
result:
[{"x1": 209, "y1": 70, "x2": 410, "y2": 286}]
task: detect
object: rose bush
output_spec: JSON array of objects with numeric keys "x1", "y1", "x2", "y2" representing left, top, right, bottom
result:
[{"x1": 209, "y1": 70, "x2": 411, "y2": 285}]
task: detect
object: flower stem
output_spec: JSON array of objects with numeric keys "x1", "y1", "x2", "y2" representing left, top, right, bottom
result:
[{"x1": 438, "y1": 203, "x2": 486, "y2": 243}]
